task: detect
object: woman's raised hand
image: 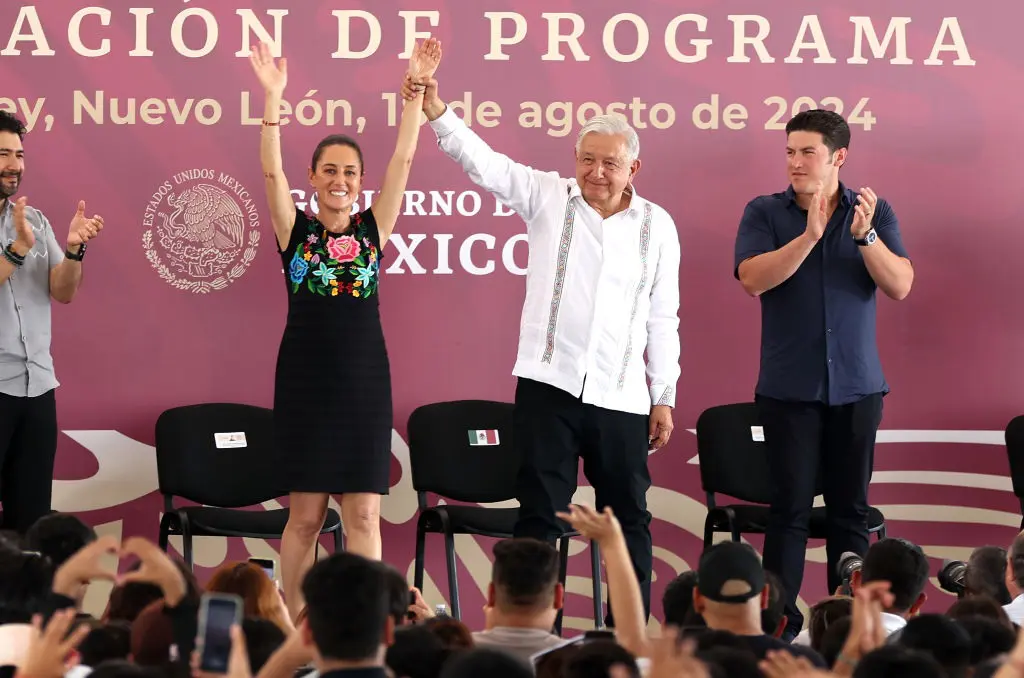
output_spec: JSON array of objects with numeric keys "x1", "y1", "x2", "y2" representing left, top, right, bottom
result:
[
  {"x1": 249, "y1": 41, "x2": 288, "y2": 96},
  {"x1": 408, "y1": 37, "x2": 442, "y2": 82}
]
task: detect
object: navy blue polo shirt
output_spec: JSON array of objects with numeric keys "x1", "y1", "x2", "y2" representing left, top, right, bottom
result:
[{"x1": 733, "y1": 183, "x2": 909, "y2": 406}]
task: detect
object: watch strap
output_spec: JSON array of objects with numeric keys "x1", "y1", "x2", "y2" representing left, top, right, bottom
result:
[{"x1": 65, "y1": 243, "x2": 87, "y2": 261}]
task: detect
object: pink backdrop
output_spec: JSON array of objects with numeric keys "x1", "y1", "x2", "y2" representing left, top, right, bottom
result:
[{"x1": 2, "y1": 1, "x2": 1023, "y2": 628}]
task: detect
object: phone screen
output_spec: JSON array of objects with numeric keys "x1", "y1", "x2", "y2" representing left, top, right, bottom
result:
[
  {"x1": 249, "y1": 557, "x2": 276, "y2": 581},
  {"x1": 199, "y1": 596, "x2": 240, "y2": 672}
]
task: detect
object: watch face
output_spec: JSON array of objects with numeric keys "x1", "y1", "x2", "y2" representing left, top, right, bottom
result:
[{"x1": 867, "y1": 231, "x2": 877, "y2": 243}]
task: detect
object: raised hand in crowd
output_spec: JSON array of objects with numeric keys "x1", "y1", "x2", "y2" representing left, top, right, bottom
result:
[
  {"x1": 557, "y1": 504, "x2": 647, "y2": 657},
  {"x1": 637, "y1": 627, "x2": 709, "y2": 678},
  {"x1": 760, "y1": 648, "x2": 833, "y2": 678},
  {"x1": 407, "y1": 585, "x2": 434, "y2": 622},
  {"x1": 830, "y1": 580, "x2": 894, "y2": 676},
  {"x1": 14, "y1": 609, "x2": 91, "y2": 678},
  {"x1": 51, "y1": 534, "x2": 119, "y2": 600},
  {"x1": 119, "y1": 535, "x2": 189, "y2": 606},
  {"x1": 192, "y1": 624, "x2": 252, "y2": 678}
]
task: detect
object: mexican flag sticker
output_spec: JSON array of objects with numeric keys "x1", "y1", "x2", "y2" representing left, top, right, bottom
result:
[{"x1": 468, "y1": 429, "x2": 500, "y2": 446}]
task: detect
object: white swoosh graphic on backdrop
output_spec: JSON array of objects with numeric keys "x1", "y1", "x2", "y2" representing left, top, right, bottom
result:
[{"x1": 54, "y1": 431, "x2": 159, "y2": 512}]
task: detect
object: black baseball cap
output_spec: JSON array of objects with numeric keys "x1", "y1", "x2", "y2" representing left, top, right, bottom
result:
[{"x1": 697, "y1": 541, "x2": 765, "y2": 603}]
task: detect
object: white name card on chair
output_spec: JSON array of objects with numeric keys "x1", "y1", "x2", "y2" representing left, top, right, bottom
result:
[
  {"x1": 751, "y1": 426, "x2": 765, "y2": 442},
  {"x1": 214, "y1": 432, "x2": 248, "y2": 448}
]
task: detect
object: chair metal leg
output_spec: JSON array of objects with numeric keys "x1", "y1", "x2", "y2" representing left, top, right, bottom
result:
[
  {"x1": 182, "y1": 526, "x2": 194, "y2": 572},
  {"x1": 158, "y1": 514, "x2": 171, "y2": 552},
  {"x1": 332, "y1": 524, "x2": 344, "y2": 553},
  {"x1": 554, "y1": 536, "x2": 570, "y2": 635},
  {"x1": 444, "y1": 531, "x2": 461, "y2": 620},
  {"x1": 702, "y1": 516, "x2": 715, "y2": 550},
  {"x1": 590, "y1": 540, "x2": 603, "y2": 629},
  {"x1": 414, "y1": 524, "x2": 427, "y2": 592}
]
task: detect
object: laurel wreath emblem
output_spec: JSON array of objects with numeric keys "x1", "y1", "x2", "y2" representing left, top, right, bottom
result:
[{"x1": 142, "y1": 228, "x2": 260, "y2": 294}]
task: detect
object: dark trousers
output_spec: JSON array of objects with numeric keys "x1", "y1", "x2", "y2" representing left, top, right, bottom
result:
[
  {"x1": 0, "y1": 390, "x2": 58, "y2": 534},
  {"x1": 758, "y1": 393, "x2": 883, "y2": 639},
  {"x1": 511, "y1": 378, "x2": 653, "y2": 625}
]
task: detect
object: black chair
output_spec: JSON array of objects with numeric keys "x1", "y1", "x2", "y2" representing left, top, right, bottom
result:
[
  {"x1": 1004, "y1": 415, "x2": 1024, "y2": 529},
  {"x1": 696, "y1": 403, "x2": 887, "y2": 549},
  {"x1": 407, "y1": 400, "x2": 603, "y2": 633},
  {"x1": 155, "y1": 403, "x2": 343, "y2": 570}
]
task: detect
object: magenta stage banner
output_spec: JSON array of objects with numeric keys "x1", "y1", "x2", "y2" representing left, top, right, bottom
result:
[{"x1": 1, "y1": 1, "x2": 1020, "y2": 625}]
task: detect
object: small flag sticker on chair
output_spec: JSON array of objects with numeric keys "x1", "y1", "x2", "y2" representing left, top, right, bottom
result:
[{"x1": 468, "y1": 429, "x2": 500, "y2": 446}]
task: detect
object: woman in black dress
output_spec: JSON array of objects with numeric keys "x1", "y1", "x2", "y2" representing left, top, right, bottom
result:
[{"x1": 249, "y1": 38, "x2": 442, "y2": 619}]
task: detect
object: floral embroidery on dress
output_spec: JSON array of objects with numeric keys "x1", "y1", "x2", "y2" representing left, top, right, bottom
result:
[{"x1": 288, "y1": 212, "x2": 380, "y2": 298}]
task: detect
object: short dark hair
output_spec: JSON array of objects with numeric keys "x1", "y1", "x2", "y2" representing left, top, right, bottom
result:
[
  {"x1": 312, "y1": 134, "x2": 364, "y2": 173},
  {"x1": 1008, "y1": 533, "x2": 1024, "y2": 591},
  {"x1": 302, "y1": 552, "x2": 390, "y2": 661},
  {"x1": 78, "y1": 621, "x2": 132, "y2": 666},
  {"x1": 491, "y1": 538, "x2": 560, "y2": 611},
  {"x1": 966, "y1": 546, "x2": 1011, "y2": 604},
  {"x1": 662, "y1": 570, "x2": 698, "y2": 626},
  {"x1": 25, "y1": 513, "x2": 97, "y2": 567},
  {"x1": 380, "y1": 561, "x2": 412, "y2": 626},
  {"x1": 896, "y1": 614, "x2": 972, "y2": 678},
  {"x1": 860, "y1": 538, "x2": 929, "y2": 612},
  {"x1": 0, "y1": 549, "x2": 54, "y2": 624},
  {"x1": 0, "y1": 111, "x2": 27, "y2": 139},
  {"x1": 440, "y1": 647, "x2": 533, "y2": 678},
  {"x1": 785, "y1": 109, "x2": 851, "y2": 156},
  {"x1": 565, "y1": 641, "x2": 639, "y2": 678},
  {"x1": 956, "y1": 615, "x2": 1016, "y2": 666},
  {"x1": 851, "y1": 645, "x2": 943, "y2": 678},
  {"x1": 241, "y1": 617, "x2": 286, "y2": 672},
  {"x1": 385, "y1": 625, "x2": 448, "y2": 678},
  {"x1": 947, "y1": 596, "x2": 1012, "y2": 628},
  {"x1": 962, "y1": 548, "x2": 1011, "y2": 606},
  {"x1": 808, "y1": 596, "x2": 853, "y2": 652}
]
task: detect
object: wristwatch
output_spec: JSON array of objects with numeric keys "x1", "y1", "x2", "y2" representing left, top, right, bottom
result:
[
  {"x1": 854, "y1": 229, "x2": 877, "y2": 247},
  {"x1": 65, "y1": 242, "x2": 87, "y2": 261}
]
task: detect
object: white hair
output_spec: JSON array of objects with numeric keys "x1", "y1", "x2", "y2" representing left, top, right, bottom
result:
[{"x1": 575, "y1": 114, "x2": 640, "y2": 162}]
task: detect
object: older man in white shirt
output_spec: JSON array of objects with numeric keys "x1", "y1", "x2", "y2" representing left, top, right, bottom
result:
[
  {"x1": 1002, "y1": 531, "x2": 1024, "y2": 625},
  {"x1": 403, "y1": 75, "x2": 681, "y2": 623}
]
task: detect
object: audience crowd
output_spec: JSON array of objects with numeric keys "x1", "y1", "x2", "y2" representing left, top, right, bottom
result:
[{"x1": 3, "y1": 507, "x2": 1024, "y2": 678}]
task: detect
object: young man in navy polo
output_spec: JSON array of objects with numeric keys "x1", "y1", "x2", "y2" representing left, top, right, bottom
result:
[{"x1": 733, "y1": 109, "x2": 913, "y2": 639}]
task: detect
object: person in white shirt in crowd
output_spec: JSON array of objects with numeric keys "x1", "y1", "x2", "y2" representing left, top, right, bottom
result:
[
  {"x1": 401, "y1": 68, "x2": 681, "y2": 626},
  {"x1": 1003, "y1": 530, "x2": 1024, "y2": 625},
  {"x1": 793, "y1": 537, "x2": 929, "y2": 645}
]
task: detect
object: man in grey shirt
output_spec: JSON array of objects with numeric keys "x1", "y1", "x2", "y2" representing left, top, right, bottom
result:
[{"x1": 0, "y1": 111, "x2": 104, "y2": 533}]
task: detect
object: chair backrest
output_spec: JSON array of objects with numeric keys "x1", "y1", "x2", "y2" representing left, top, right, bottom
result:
[
  {"x1": 695, "y1": 403, "x2": 776, "y2": 505},
  {"x1": 406, "y1": 400, "x2": 520, "y2": 503},
  {"x1": 1005, "y1": 415, "x2": 1024, "y2": 498},
  {"x1": 155, "y1": 403, "x2": 283, "y2": 508}
]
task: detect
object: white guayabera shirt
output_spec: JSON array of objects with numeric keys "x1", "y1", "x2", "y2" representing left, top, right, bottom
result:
[{"x1": 428, "y1": 108, "x2": 681, "y2": 416}]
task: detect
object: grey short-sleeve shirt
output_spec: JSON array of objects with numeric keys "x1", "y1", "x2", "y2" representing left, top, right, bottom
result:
[{"x1": 0, "y1": 199, "x2": 64, "y2": 397}]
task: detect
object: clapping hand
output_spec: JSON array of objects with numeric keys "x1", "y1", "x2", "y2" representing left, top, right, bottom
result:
[
  {"x1": 851, "y1": 187, "x2": 877, "y2": 238},
  {"x1": 67, "y1": 200, "x2": 103, "y2": 249},
  {"x1": 805, "y1": 182, "x2": 827, "y2": 242},
  {"x1": 11, "y1": 196, "x2": 33, "y2": 254}
]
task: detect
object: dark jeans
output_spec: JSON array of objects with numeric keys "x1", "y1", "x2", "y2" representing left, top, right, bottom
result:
[
  {"x1": 511, "y1": 378, "x2": 653, "y2": 625},
  {"x1": 758, "y1": 393, "x2": 883, "y2": 639},
  {"x1": 0, "y1": 389, "x2": 58, "y2": 534}
]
